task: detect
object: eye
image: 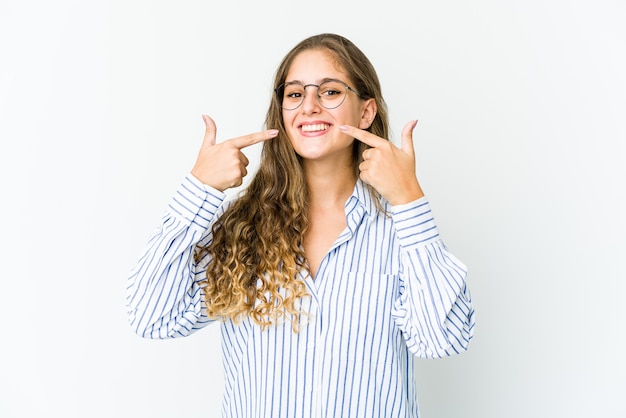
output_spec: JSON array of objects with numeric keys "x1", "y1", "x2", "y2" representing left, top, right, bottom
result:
[
  {"x1": 319, "y1": 82, "x2": 345, "y2": 98},
  {"x1": 283, "y1": 84, "x2": 304, "y2": 99},
  {"x1": 321, "y1": 88, "x2": 341, "y2": 96}
]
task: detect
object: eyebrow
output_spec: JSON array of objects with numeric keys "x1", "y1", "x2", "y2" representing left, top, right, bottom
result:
[{"x1": 283, "y1": 77, "x2": 345, "y2": 85}]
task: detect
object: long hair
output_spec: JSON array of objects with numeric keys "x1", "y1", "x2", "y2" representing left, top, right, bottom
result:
[{"x1": 197, "y1": 33, "x2": 390, "y2": 331}]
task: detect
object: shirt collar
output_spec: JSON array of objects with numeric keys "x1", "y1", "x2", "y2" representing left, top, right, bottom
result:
[{"x1": 345, "y1": 178, "x2": 379, "y2": 219}]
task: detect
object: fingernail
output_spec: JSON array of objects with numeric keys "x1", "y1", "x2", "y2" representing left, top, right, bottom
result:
[
  {"x1": 268, "y1": 129, "x2": 279, "y2": 136},
  {"x1": 339, "y1": 125, "x2": 348, "y2": 131}
]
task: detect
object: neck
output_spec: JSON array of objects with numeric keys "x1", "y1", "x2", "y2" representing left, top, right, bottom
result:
[{"x1": 303, "y1": 159, "x2": 357, "y2": 207}]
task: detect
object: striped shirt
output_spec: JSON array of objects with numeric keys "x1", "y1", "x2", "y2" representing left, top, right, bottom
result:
[{"x1": 126, "y1": 174, "x2": 475, "y2": 418}]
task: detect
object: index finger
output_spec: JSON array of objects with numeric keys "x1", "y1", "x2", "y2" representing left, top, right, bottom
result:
[
  {"x1": 229, "y1": 129, "x2": 279, "y2": 149},
  {"x1": 339, "y1": 125, "x2": 388, "y2": 148}
]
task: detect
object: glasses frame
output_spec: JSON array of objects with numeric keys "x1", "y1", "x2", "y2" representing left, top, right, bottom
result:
[{"x1": 275, "y1": 78, "x2": 363, "y2": 111}]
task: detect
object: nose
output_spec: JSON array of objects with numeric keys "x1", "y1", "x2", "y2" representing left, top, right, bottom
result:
[{"x1": 300, "y1": 85, "x2": 321, "y2": 114}]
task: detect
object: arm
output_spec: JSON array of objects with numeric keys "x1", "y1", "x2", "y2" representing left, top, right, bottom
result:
[
  {"x1": 126, "y1": 115, "x2": 278, "y2": 338},
  {"x1": 339, "y1": 121, "x2": 474, "y2": 358},
  {"x1": 125, "y1": 174, "x2": 225, "y2": 339},
  {"x1": 391, "y1": 198, "x2": 475, "y2": 359}
]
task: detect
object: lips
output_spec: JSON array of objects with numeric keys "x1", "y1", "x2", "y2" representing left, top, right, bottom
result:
[{"x1": 300, "y1": 123, "x2": 330, "y2": 133}]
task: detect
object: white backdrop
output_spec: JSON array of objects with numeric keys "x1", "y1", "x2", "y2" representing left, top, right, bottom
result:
[{"x1": 1, "y1": 1, "x2": 625, "y2": 417}]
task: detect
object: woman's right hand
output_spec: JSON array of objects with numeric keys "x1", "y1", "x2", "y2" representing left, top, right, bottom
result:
[{"x1": 191, "y1": 115, "x2": 278, "y2": 191}]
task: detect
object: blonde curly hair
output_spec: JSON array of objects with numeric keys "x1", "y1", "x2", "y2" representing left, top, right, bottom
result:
[{"x1": 196, "y1": 33, "x2": 390, "y2": 332}]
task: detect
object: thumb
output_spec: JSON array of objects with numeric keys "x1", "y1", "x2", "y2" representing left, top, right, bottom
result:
[
  {"x1": 400, "y1": 119, "x2": 418, "y2": 157},
  {"x1": 201, "y1": 114, "x2": 217, "y2": 147}
]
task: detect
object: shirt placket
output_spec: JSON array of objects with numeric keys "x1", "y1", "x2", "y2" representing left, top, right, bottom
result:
[
  {"x1": 302, "y1": 276, "x2": 323, "y2": 418},
  {"x1": 310, "y1": 314, "x2": 324, "y2": 418},
  {"x1": 306, "y1": 195, "x2": 367, "y2": 418}
]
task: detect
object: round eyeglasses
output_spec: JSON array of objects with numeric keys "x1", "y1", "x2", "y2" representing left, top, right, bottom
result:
[{"x1": 275, "y1": 79, "x2": 363, "y2": 111}]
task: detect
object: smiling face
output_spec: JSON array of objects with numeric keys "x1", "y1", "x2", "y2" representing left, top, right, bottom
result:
[{"x1": 281, "y1": 49, "x2": 376, "y2": 164}]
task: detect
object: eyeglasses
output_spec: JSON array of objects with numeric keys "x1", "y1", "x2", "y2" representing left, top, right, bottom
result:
[{"x1": 275, "y1": 79, "x2": 362, "y2": 111}]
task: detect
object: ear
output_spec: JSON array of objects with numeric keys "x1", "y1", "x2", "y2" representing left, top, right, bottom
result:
[{"x1": 358, "y1": 98, "x2": 377, "y2": 130}]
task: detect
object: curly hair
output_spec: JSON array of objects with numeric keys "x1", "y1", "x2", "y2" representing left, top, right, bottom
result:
[{"x1": 197, "y1": 33, "x2": 390, "y2": 332}]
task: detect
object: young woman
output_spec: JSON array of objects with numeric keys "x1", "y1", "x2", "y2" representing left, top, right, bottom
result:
[{"x1": 127, "y1": 33, "x2": 475, "y2": 418}]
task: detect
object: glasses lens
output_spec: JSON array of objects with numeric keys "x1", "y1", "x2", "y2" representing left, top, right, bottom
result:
[
  {"x1": 280, "y1": 82, "x2": 305, "y2": 110},
  {"x1": 318, "y1": 81, "x2": 347, "y2": 109}
]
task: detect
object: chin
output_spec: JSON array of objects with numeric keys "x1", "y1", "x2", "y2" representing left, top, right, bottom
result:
[{"x1": 294, "y1": 149, "x2": 327, "y2": 161}]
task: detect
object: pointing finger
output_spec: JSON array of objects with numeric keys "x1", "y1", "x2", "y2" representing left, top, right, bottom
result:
[
  {"x1": 400, "y1": 120, "x2": 418, "y2": 157},
  {"x1": 339, "y1": 125, "x2": 388, "y2": 148},
  {"x1": 230, "y1": 129, "x2": 279, "y2": 150},
  {"x1": 201, "y1": 115, "x2": 217, "y2": 147}
]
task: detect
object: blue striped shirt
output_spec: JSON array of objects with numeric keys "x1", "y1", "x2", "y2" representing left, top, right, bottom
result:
[{"x1": 126, "y1": 174, "x2": 475, "y2": 418}]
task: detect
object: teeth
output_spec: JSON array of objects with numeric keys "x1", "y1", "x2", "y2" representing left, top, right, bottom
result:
[{"x1": 301, "y1": 123, "x2": 329, "y2": 132}]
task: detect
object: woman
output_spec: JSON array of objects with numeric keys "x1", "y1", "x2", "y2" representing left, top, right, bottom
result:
[{"x1": 127, "y1": 33, "x2": 475, "y2": 418}]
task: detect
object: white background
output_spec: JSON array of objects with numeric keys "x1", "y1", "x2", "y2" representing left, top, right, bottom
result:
[{"x1": 1, "y1": 0, "x2": 625, "y2": 417}]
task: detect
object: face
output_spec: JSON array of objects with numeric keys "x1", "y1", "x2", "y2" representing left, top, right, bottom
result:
[{"x1": 281, "y1": 49, "x2": 376, "y2": 163}]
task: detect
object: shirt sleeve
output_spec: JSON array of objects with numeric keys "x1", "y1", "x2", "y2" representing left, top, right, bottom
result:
[
  {"x1": 390, "y1": 197, "x2": 475, "y2": 359},
  {"x1": 125, "y1": 174, "x2": 226, "y2": 339}
]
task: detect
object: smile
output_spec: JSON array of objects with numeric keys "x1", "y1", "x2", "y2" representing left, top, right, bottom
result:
[{"x1": 300, "y1": 123, "x2": 330, "y2": 133}]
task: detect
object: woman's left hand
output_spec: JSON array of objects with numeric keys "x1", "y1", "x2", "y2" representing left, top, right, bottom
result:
[{"x1": 339, "y1": 120, "x2": 424, "y2": 206}]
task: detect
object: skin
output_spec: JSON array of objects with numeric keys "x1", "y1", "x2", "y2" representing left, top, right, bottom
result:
[
  {"x1": 191, "y1": 115, "x2": 278, "y2": 191},
  {"x1": 191, "y1": 48, "x2": 425, "y2": 277},
  {"x1": 281, "y1": 50, "x2": 376, "y2": 168},
  {"x1": 343, "y1": 121, "x2": 424, "y2": 206}
]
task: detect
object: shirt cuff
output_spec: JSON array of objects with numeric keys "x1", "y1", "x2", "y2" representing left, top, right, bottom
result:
[
  {"x1": 391, "y1": 197, "x2": 440, "y2": 249},
  {"x1": 167, "y1": 174, "x2": 226, "y2": 229}
]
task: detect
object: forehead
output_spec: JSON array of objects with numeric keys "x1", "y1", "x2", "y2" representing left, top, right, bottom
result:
[{"x1": 285, "y1": 49, "x2": 348, "y2": 82}]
